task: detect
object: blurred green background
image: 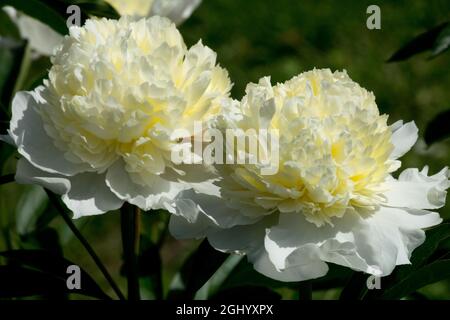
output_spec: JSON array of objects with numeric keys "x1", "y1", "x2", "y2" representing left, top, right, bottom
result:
[{"x1": 1, "y1": 0, "x2": 449, "y2": 300}]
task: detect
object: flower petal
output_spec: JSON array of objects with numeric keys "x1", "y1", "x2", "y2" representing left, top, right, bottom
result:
[
  {"x1": 62, "y1": 172, "x2": 124, "y2": 219},
  {"x1": 151, "y1": 0, "x2": 202, "y2": 25},
  {"x1": 16, "y1": 158, "x2": 123, "y2": 218},
  {"x1": 106, "y1": 160, "x2": 184, "y2": 212},
  {"x1": 15, "y1": 158, "x2": 70, "y2": 195},
  {"x1": 10, "y1": 89, "x2": 91, "y2": 176},
  {"x1": 390, "y1": 121, "x2": 418, "y2": 159},
  {"x1": 383, "y1": 167, "x2": 449, "y2": 210}
]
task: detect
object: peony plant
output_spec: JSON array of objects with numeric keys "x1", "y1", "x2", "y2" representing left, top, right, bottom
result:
[{"x1": 0, "y1": 0, "x2": 449, "y2": 302}]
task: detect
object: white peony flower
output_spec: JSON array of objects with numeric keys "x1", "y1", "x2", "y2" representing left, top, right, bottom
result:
[
  {"x1": 4, "y1": 16, "x2": 231, "y2": 218},
  {"x1": 169, "y1": 69, "x2": 449, "y2": 281},
  {"x1": 106, "y1": 0, "x2": 202, "y2": 24}
]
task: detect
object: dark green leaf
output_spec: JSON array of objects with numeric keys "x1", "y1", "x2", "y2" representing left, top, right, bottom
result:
[
  {"x1": 1, "y1": 0, "x2": 69, "y2": 35},
  {"x1": 381, "y1": 259, "x2": 450, "y2": 299},
  {"x1": 387, "y1": 22, "x2": 449, "y2": 62},
  {"x1": 37, "y1": 0, "x2": 119, "y2": 22},
  {"x1": 16, "y1": 186, "x2": 49, "y2": 235},
  {"x1": 424, "y1": 110, "x2": 450, "y2": 145},
  {"x1": 0, "y1": 249, "x2": 111, "y2": 299},
  {"x1": 0, "y1": 37, "x2": 26, "y2": 109},
  {"x1": 0, "y1": 8, "x2": 21, "y2": 39},
  {"x1": 431, "y1": 24, "x2": 450, "y2": 57}
]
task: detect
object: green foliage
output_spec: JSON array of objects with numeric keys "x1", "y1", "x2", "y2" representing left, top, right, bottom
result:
[{"x1": 387, "y1": 22, "x2": 449, "y2": 62}]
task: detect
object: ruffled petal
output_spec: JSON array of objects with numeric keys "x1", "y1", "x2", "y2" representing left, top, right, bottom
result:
[
  {"x1": 383, "y1": 167, "x2": 449, "y2": 210},
  {"x1": 16, "y1": 158, "x2": 123, "y2": 218},
  {"x1": 62, "y1": 172, "x2": 124, "y2": 219},
  {"x1": 10, "y1": 89, "x2": 91, "y2": 176},
  {"x1": 106, "y1": 160, "x2": 184, "y2": 212}
]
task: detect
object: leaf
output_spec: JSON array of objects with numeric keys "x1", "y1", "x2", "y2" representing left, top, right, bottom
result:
[
  {"x1": 431, "y1": 24, "x2": 450, "y2": 57},
  {"x1": 211, "y1": 285, "x2": 281, "y2": 301},
  {"x1": 1, "y1": 0, "x2": 69, "y2": 35},
  {"x1": 137, "y1": 236, "x2": 162, "y2": 299},
  {"x1": 15, "y1": 186, "x2": 49, "y2": 235},
  {"x1": 381, "y1": 259, "x2": 450, "y2": 299},
  {"x1": 0, "y1": 8, "x2": 21, "y2": 39},
  {"x1": 387, "y1": 22, "x2": 449, "y2": 62},
  {"x1": 0, "y1": 37, "x2": 26, "y2": 109},
  {"x1": 0, "y1": 249, "x2": 111, "y2": 299},
  {"x1": 169, "y1": 240, "x2": 228, "y2": 299},
  {"x1": 37, "y1": 0, "x2": 119, "y2": 22},
  {"x1": 424, "y1": 109, "x2": 450, "y2": 145}
]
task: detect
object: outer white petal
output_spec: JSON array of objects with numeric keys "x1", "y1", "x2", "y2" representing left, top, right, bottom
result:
[
  {"x1": 384, "y1": 167, "x2": 450, "y2": 210},
  {"x1": 16, "y1": 158, "x2": 124, "y2": 218},
  {"x1": 14, "y1": 11, "x2": 63, "y2": 56},
  {"x1": 16, "y1": 158, "x2": 70, "y2": 195},
  {"x1": 390, "y1": 121, "x2": 418, "y2": 159},
  {"x1": 150, "y1": 0, "x2": 202, "y2": 25},
  {"x1": 265, "y1": 212, "x2": 382, "y2": 279},
  {"x1": 62, "y1": 172, "x2": 124, "y2": 219},
  {"x1": 169, "y1": 188, "x2": 263, "y2": 239},
  {"x1": 263, "y1": 206, "x2": 442, "y2": 280},
  {"x1": 205, "y1": 217, "x2": 329, "y2": 282},
  {"x1": 106, "y1": 160, "x2": 184, "y2": 212},
  {"x1": 10, "y1": 89, "x2": 91, "y2": 176}
]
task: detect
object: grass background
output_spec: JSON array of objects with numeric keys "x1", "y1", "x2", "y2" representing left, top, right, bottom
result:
[{"x1": 0, "y1": 0, "x2": 449, "y2": 299}]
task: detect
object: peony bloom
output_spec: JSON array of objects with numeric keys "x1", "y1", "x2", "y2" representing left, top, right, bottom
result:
[
  {"x1": 106, "y1": 0, "x2": 202, "y2": 25},
  {"x1": 2, "y1": 16, "x2": 231, "y2": 218},
  {"x1": 170, "y1": 69, "x2": 449, "y2": 281}
]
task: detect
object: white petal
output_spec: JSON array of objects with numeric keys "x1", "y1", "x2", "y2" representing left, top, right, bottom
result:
[
  {"x1": 15, "y1": 158, "x2": 70, "y2": 195},
  {"x1": 4, "y1": 7, "x2": 63, "y2": 56},
  {"x1": 62, "y1": 172, "x2": 124, "y2": 219},
  {"x1": 169, "y1": 200, "x2": 217, "y2": 239},
  {"x1": 383, "y1": 167, "x2": 449, "y2": 210},
  {"x1": 250, "y1": 246, "x2": 329, "y2": 282},
  {"x1": 106, "y1": 160, "x2": 184, "y2": 212},
  {"x1": 151, "y1": 0, "x2": 202, "y2": 25},
  {"x1": 16, "y1": 158, "x2": 123, "y2": 218},
  {"x1": 353, "y1": 206, "x2": 441, "y2": 272},
  {"x1": 10, "y1": 89, "x2": 91, "y2": 176},
  {"x1": 390, "y1": 121, "x2": 418, "y2": 159},
  {"x1": 175, "y1": 189, "x2": 262, "y2": 228},
  {"x1": 265, "y1": 212, "x2": 382, "y2": 278}
]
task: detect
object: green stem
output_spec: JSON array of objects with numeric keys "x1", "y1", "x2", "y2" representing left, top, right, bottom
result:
[
  {"x1": 298, "y1": 281, "x2": 312, "y2": 300},
  {"x1": 45, "y1": 190, "x2": 125, "y2": 300},
  {"x1": 121, "y1": 203, "x2": 141, "y2": 300}
]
